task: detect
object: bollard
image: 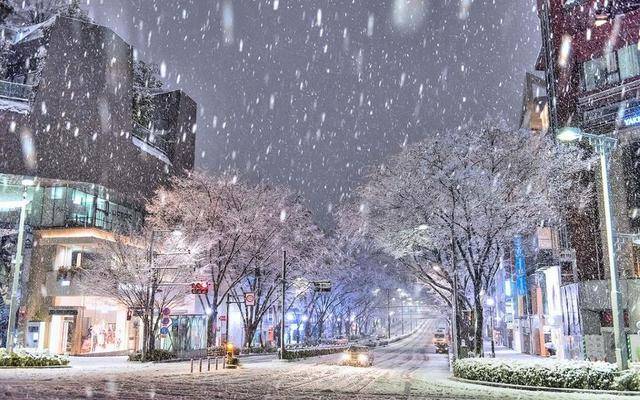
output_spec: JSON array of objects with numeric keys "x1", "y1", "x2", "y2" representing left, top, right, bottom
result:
[
  {"x1": 215, "y1": 356, "x2": 219, "y2": 370},
  {"x1": 190, "y1": 358, "x2": 194, "y2": 373},
  {"x1": 199, "y1": 358, "x2": 203, "y2": 373},
  {"x1": 223, "y1": 355, "x2": 226, "y2": 369},
  {"x1": 207, "y1": 357, "x2": 211, "y2": 372}
]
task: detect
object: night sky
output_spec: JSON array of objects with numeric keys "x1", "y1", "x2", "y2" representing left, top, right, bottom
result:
[{"x1": 85, "y1": 0, "x2": 540, "y2": 225}]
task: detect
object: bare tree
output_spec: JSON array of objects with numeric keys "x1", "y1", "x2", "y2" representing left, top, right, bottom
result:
[
  {"x1": 343, "y1": 117, "x2": 593, "y2": 355},
  {"x1": 79, "y1": 229, "x2": 194, "y2": 358}
]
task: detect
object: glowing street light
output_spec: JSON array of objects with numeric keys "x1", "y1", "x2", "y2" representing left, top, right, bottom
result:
[{"x1": 556, "y1": 127, "x2": 628, "y2": 370}]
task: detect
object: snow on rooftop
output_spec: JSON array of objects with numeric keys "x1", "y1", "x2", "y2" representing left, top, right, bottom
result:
[{"x1": 0, "y1": 98, "x2": 30, "y2": 114}]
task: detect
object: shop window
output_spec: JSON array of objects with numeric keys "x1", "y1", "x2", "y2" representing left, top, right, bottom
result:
[
  {"x1": 71, "y1": 251, "x2": 82, "y2": 267},
  {"x1": 583, "y1": 53, "x2": 620, "y2": 91}
]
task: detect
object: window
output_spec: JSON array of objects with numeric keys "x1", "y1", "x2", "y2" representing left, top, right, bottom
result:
[
  {"x1": 71, "y1": 251, "x2": 82, "y2": 267},
  {"x1": 618, "y1": 45, "x2": 640, "y2": 79},
  {"x1": 583, "y1": 44, "x2": 640, "y2": 91}
]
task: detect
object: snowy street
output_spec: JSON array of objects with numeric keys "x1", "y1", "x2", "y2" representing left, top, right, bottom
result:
[{"x1": 0, "y1": 319, "x2": 628, "y2": 400}]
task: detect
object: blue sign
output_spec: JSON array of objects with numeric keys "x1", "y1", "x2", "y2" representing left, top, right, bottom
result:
[
  {"x1": 514, "y1": 236, "x2": 528, "y2": 297},
  {"x1": 160, "y1": 327, "x2": 170, "y2": 335},
  {"x1": 623, "y1": 101, "x2": 640, "y2": 127}
]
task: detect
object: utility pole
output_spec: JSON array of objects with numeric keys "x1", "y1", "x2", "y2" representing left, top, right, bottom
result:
[
  {"x1": 401, "y1": 299, "x2": 405, "y2": 335},
  {"x1": 280, "y1": 250, "x2": 287, "y2": 358},
  {"x1": 225, "y1": 293, "x2": 231, "y2": 345},
  {"x1": 142, "y1": 230, "x2": 156, "y2": 361},
  {"x1": 386, "y1": 289, "x2": 391, "y2": 339},
  {"x1": 450, "y1": 197, "x2": 460, "y2": 363}
]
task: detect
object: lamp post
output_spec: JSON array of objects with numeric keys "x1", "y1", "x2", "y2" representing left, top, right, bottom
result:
[
  {"x1": 144, "y1": 229, "x2": 183, "y2": 361},
  {"x1": 556, "y1": 127, "x2": 628, "y2": 370},
  {"x1": 486, "y1": 297, "x2": 496, "y2": 358},
  {"x1": 2, "y1": 179, "x2": 34, "y2": 353}
]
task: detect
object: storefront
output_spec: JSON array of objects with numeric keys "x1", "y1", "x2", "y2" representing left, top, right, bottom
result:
[{"x1": 47, "y1": 296, "x2": 140, "y2": 355}]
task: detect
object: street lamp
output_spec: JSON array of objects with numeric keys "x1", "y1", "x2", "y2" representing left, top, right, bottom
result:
[
  {"x1": 556, "y1": 127, "x2": 628, "y2": 370},
  {"x1": 1, "y1": 178, "x2": 34, "y2": 353},
  {"x1": 485, "y1": 297, "x2": 496, "y2": 358}
]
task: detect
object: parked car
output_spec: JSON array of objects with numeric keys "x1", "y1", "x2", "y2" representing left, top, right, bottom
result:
[{"x1": 340, "y1": 345, "x2": 374, "y2": 367}]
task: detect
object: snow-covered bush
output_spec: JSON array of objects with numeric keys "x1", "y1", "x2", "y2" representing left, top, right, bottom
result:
[
  {"x1": 280, "y1": 346, "x2": 347, "y2": 360},
  {"x1": 613, "y1": 368, "x2": 640, "y2": 391},
  {"x1": 453, "y1": 358, "x2": 622, "y2": 390},
  {"x1": 0, "y1": 349, "x2": 68, "y2": 367},
  {"x1": 128, "y1": 349, "x2": 176, "y2": 362}
]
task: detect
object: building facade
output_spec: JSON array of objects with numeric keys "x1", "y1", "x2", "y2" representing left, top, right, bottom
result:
[
  {"x1": 511, "y1": 0, "x2": 640, "y2": 362},
  {"x1": 0, "y1": 14, "x2": 198, "y2": 355}
]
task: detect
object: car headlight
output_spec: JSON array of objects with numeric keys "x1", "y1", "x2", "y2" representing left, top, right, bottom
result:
[{"x1": 357, "y1": 354, "x2": 368, "y2": 363}]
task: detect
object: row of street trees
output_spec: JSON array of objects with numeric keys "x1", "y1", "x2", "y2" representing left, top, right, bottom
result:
[
  {"x1": 81, "y1": 172, "x2": 397, "y2": 354},
  {"x1": 338, "y1": 117, "x2": 593, "y2": 355}
]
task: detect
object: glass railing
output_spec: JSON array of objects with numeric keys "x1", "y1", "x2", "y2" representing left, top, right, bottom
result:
[
  {"x1": 132, "y1": 123, "x2": 172, "y2": 155},
  {"x1": 0, "y1": 80, "x2": 33, "y2": 101}
]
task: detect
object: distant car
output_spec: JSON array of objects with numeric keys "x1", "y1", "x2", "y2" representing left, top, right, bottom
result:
[
  {"x1": 340, "y1": 345, "x2": 374, "y2": 367},
  {"x1": 432, "y1": 331, "x2": 449, "y2": 354},
  {"x1": 335, "y1": 336, "x2": 349, "y2": 345},
  {"x1": 363, "y1": 339, "x2": 378, "y2": 348}
]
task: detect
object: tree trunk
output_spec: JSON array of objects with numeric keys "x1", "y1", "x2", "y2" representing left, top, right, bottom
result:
[
  {"x1": 473, "y1": 290, "x2": 484, "y2": 357},
  {"x1": 207, "y1": 291, "x2": 219, "y2": 347},
  {"x1": 244, "y1": 322, "x2": 259, "y2": 348}
]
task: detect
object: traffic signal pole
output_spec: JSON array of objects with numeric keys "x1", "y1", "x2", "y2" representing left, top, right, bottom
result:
[{"x1": 280, "y1": 251, "x2": 287, "y2": 358}]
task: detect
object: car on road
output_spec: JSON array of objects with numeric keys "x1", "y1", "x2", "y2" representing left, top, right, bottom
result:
[
  {"x1": 335, "y1": 336, "x2": 349, "y2": 345},
  {"x1": 432, "y1": 329, "x2": 449, "y2": 354},
  {"x1": 340, "y1": 345, "x2": 374, "y2": 367}
]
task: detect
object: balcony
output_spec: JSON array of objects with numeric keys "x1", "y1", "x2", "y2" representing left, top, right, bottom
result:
[
  {"x1": 131, "y1": 123, "x2": 174, "y2": 165},
  {"x1": 0, "y1": 80, "x2": 32, "y2": 102}
]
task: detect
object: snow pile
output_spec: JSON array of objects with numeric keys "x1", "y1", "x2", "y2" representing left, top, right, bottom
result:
[
  {"x1": 453, "y1": 358, "x2": 623, "y2": 391},
  {"x1": 0, "y1": 98, "x2": 30, "y2": 114}
]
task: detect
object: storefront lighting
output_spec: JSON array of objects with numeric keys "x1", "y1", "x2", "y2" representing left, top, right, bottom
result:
[{"x1": 20, "y1": 178, "x2": 35, "y2": 187}]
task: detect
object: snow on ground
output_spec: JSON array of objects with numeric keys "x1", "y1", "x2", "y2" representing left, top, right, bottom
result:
[{"x1": 0, "y1": 321, "x2": 634, "y2": 399}]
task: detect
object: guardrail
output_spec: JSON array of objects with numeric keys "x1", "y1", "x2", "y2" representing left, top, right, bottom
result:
[{"x1": 0, "y1": 80, "x2": 32, "y2": 101}]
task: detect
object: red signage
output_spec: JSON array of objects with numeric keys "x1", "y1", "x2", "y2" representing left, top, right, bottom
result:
[{"x1": 219, "y1": 315, "x2": 227, "y2": 321}]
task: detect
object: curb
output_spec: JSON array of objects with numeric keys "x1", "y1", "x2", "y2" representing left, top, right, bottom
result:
[
  {"x1": 0, "y1": 365, "x2": 71, "y2": 369},
  {"x1": 449, "y1": 377, "x2": 640, "y2": 396}
]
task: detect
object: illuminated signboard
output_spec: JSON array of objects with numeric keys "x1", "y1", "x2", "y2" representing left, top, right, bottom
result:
[
  {"x1": 623, "y1": 100, "x2": 640, "y2": 128},
  {"x1": 514, "y1": 235, "x2": 528, "y2": 297}
]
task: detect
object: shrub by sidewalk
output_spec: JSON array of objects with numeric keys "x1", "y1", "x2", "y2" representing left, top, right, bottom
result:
[
  {"x1": 280, "y1": 346, "x2": 347, "y2": 360},
  {"x1": 453, "y1": 358, "x2": 636, "y2": 391},
  {"x1": 0, "y1": 349, "x2": 69, "y2": 367},
  {"x1": 128, "y1": 349, "x2": 176, "y2": 362}
]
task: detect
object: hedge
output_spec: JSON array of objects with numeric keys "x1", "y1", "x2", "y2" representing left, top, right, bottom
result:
[
  {"x1": 128, "y1": 349, "x2": 176, "y2": 362},
  {"x1": 280, "y1": 346, "x2": 347, "y2": 360},
  {"x1": 453, "y1": 358, "x2": 624, "y2": 391},
  {"x1": 613, "y1": 368, "x2": 640, "y2": 391},
  {"x1": 0, "y1": 349, "x2": 69, "y2": 367}
]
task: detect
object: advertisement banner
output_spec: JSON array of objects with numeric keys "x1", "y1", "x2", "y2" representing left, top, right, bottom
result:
[{"x1": 514, "y1": 235, "x2": 528, "y2": 297}]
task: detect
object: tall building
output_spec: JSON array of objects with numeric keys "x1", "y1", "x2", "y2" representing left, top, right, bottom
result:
[
  {"x1": 537, "y1": 0, "x2": 640, "y2": 362},
  {"x1": 0, "y1": 14, "x2": 199, "y2": 355}
]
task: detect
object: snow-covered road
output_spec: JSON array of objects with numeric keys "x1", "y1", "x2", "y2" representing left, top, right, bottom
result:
[{"x1": 0, "y1": 320, "x2": 634, "y2": 399}]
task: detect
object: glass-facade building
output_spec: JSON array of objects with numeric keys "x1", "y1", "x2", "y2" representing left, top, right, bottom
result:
[{"x1": 0, "y1": 174, "x2": 143, "y2": 231}]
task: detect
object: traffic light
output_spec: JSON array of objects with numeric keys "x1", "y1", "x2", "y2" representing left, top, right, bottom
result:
[{"x1": 191, "y1": 281, "x2": 209, "y2": 294}]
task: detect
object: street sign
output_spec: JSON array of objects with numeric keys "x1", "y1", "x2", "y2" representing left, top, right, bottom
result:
[
  {"x1": 160, "y1": 327, "x2": 169, "y2": 335},
  {"x1": 313, "y1": 281, "x2": 331, "y2": 292},
  {"x1": 219, "y1": 315, "x2": 227, "y2": 321},
  {"x1": 244, "y1": 292, "x2": 256, "y2": 306},
  {"x1": 162, "y1": 307, "x2": 171, "y2": 316},
  {"x1": 161, "y1": 317, "x2": 171, "y2": 325}
]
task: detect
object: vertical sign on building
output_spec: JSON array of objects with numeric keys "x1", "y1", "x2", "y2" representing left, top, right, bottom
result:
[{"x1": 514, "y1": 235, "x2": 528, "y2": 297}]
